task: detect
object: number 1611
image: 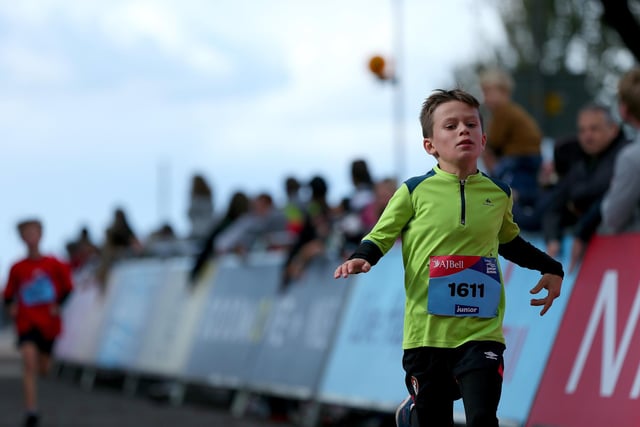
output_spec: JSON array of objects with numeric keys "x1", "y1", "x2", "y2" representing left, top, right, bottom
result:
[{"x1": 447, "y1": 282, "x2": 484, "y2": 298}]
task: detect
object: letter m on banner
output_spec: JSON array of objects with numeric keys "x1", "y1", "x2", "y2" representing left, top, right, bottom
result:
[
  {"x1": 565, "y1": 270, "x2": 640, "y2": 397},
  {"x1": 526, "y1": 233, "x2": 640, "y2": 427}
]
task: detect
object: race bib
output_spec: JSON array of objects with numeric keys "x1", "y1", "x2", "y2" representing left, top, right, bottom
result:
[
  {"x1": 427, "y1": 255, "x2": 501, "y2": 318},
  {"x1": 20, "y1": 275, "x2": 56, "y2": 306}
]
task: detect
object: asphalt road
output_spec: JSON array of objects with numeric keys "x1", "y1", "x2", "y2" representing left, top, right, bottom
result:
[
  {"x1": 0, "y1": 328, "x2": 299, "y2": 427},
  {"x1": 0, "y1": 328, "x2": 394, "y2": 427}
]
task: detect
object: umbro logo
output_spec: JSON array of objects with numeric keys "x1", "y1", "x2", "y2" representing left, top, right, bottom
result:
[
  {"x1": 484, "y1": 351, "x2": 499, "y2": 360},
  {"x1": 483, "y1": 198, "x2": 494, "y2": 206}
]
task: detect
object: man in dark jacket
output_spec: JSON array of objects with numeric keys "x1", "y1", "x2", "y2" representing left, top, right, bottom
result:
[{"x1": 542, "y1": 103, "x2": 629, "y2": 271}]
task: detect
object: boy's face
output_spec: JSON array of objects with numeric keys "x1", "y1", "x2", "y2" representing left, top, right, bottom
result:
[
  {"x1": 20, "y1": 223, "x2": 42, "y2": 248},
  {"x1": 423, "y1": 100, "x2": 486, "y2": 172}
]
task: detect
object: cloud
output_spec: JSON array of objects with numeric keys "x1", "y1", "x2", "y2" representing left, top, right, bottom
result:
[
  {"x1": 0, "y1": 38, "x2": 73, "y2": 86},
  {"x1": 100, "y1": 1, "x2": 233, "y2": 76}
]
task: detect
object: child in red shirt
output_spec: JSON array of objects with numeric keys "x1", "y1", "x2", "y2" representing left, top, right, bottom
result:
[{"x1": 3, "y1": 219, "x2": 73, "y2": 427}]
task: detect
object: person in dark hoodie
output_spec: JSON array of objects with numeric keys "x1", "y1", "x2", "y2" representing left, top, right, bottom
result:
[{"x1": 542, "y1": 103, "x2": 629, "y2": 271}]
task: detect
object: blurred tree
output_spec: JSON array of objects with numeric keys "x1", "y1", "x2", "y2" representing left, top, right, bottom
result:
[
  {"x1": 454, "y1": 0, "x2": 639, "y2": 138},
  {"x1": 600, "y1": 0, "x2": 640, "y2": 63},
  {"x1": 493, "y1": 0, "x2": 638, "y2": 100}
]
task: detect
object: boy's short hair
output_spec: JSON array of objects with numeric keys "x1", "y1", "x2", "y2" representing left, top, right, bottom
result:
[
  {"x1": 419, "y1": 89, "x2": 482, "y2": 138},
  {"x1": 618, "y1": 67, "x2": 640, "y2": 122},
  {"x1": 17, "y1": 218, "x2": 42, "y2": 234},
  {"x1": 479, "y1": 67, "x2": 515, "y2": 93}
]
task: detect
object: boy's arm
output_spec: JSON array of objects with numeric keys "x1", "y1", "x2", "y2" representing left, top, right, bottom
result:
[
  {"x1": 3, "y1": 267, "x2": 21, "y2": 319},
  {"x1": 499, "y1": 235, "x2": 564, "y2": 316},
  {"x1": 3, "y1": 266, "x2": 18, "y2": 307},
  {"x1": 498, "y1": 235, "x2": 564, "y2": 278},
  {"x1": 348, "y1": 241, "x2": 383, "y2": 266}
]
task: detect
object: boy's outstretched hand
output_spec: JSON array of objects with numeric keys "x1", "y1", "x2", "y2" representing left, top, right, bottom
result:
[
  {"x1": 530, "y1": 273, "x2": 563, "y2": 316},
  {"x1": 334, "y1": 258, "x2": 371, "y2": 279}
]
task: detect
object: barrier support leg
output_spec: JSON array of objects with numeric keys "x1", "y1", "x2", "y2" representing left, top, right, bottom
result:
[
  {"x1": 123, "y1": 375, "x2": 139, "y2": 396},
  {"x1": 302, "y1": 401, "x2": 322, "y2": 427},
  {"x1": 169, "y1": 381, "x2": 186, "y2": 406},
  {"x1": 80, "y1": 367, "x2": 96, "y2": 390},
  {"x1": 230, "y1": 390, "x2": 251, "y2": 418},
  {"x1": 52, "y1": 361, "x2": 64, "y2": 378}
]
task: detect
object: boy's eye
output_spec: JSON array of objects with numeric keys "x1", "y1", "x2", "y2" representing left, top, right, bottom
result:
[
  {"x1": 467, "y1": 122, "x2": 477, "y2": 128},
  {"x1": 445, "y1": 124, "x2": 456, "y2": 129}
]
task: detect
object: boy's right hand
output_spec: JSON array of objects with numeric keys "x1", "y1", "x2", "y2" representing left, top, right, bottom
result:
[{"x1": 334, "y1": 258, "x2": 371, "y2": 279}]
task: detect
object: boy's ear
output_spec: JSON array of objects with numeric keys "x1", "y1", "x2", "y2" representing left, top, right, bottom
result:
[
  {"x1": 424, "y1": 138, "x2": 437, "y2": 156},
  {"x1": 481, "y1": 133, "x2": 487, "y2": 150}
]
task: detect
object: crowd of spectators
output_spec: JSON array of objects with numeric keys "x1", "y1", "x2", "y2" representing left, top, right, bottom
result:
[
  {"x1": 478, "y1": 66, "x2": 640, "y2": 272},
  {"x1": 60, "y1": 67, "x2": 640, "y2": 290},
  {"x1": 63, "y1": 160, "x2": 397, "y2": 290}
]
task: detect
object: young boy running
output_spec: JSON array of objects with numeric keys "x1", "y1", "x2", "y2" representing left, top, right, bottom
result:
[
  {"x1": 334, "y1": 89, "x2": 563, "y2": 427},
  {"x1": 3, "y1": 219, "x2": 74, "y2": 427}
]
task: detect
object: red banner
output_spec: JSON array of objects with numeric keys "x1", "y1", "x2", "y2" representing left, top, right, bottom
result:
[{"x1": 527, "y1": 233, "x2": 640, "y2": 427}]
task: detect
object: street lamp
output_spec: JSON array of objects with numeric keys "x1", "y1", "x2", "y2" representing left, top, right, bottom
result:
[{"x1": 367, "y1": 0, "x2": 405, "y2": 180}]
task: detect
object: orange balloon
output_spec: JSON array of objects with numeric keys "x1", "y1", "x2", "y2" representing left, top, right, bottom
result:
[{"x1": 368, "y1": 55, "x2": 386, "y2": 77}]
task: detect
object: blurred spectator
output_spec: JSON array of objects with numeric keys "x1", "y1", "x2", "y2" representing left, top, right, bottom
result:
[
  {"x1": 187, "y1": 174, "x2": 214, "y2": 240},
  {"x1": 551, "y1": 135, "x2": 585, "y2": 183},
  {"x1": 514, "y1": 135, "x2": 586, "y2": 232},
  {"x1": 143, "y1": 223, "x2": 179, "y2": 257},
  {"x1": 282, "y1": 176, "x2": 305, "y2": 237},
  {"x1": 104, "y1": 207, "x2": 142, "y2": 252},
  {"x1": 361, "y1": 177, "x2": 398, "y2": 232},
  {"x1": 347, "y1": 159, "x2": 375, "y2": 212},
  {"x1": 281, "y1": 175, "x2": 335, "y2": 290},
  {"x1": 189, "y1": 191, "x2": 251, "y2": 283},
  {"x1": 542, "y1": 103, "x2": 629, "y2": 270},
  {"x1": 602, "y1": 67, "x2": 640, "y2": 233},
  {"x1": 479, "y1": 67, "x2": 543, "y2": 209},
  {"x1": 95, "y1": 207, "x2": 142, "y2": 285},
  {"x1": 215, "y1": 192, "x2": 289, "y2": 255},
  {"x1": 336, "y1": 159, "x2": 377, "y2": 253},
  {"x1": 65, "y1": 226, "x2": 100, "y2": 270}
]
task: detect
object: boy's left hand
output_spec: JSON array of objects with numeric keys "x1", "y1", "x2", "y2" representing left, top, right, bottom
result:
[{"x1": 530, "y1": 274, "x2": 562, "y2": 316}]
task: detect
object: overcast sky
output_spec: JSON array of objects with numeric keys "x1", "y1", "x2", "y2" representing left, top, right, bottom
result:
[{"x1": 0, "y1": 0, "x2": 506, "y2": 277}]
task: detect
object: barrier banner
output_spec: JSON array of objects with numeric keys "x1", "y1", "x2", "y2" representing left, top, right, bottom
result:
[
  {"x1": 318, "y1": 244, "x2": 405, "y2": 410},
  {"x1": 527, "y1": 233, "x2": 640, "y2": 427},
  {"x1": 94, "y1": 259, "x2": 168, "y2": 370},
  {"x1": 54, "y1": 268, "x2": 110, "y2": 364},
  {"x1": 132, "y1": 257, "x2": 214, "y2": 376},
  {"x1": 245, "y1": 256, "x2": 353, "y2": 399},
  {"x1": 182, "y1": 254, "x2": 282, "y2": 387}
]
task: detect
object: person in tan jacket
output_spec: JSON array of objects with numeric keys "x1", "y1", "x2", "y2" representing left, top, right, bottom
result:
[{"x1": 480, "y1": 68, "x2": 543, "y2": 209}]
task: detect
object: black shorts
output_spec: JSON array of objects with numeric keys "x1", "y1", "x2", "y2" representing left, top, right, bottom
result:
[
  {"x1": 17, "y1": 329, "x2": 56, "y2": 355},
  {"x1": 402, "y1": 340, "x2": 505, "y2": 400}
]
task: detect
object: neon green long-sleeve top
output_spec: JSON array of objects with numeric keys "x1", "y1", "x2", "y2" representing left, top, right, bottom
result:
[{"x1": 362, "y1": 165, "x2": 520, "y2": 349}]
